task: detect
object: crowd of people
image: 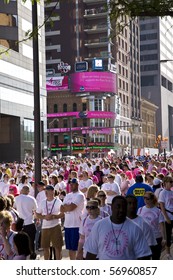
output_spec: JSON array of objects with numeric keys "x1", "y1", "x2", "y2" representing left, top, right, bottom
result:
[{"x1": 0, "y1": 153, "x2": 173, "y2": 260}]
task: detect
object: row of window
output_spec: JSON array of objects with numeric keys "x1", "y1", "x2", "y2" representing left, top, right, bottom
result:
[
  {"x1": 140, "y1": 53, "x2": 158, "y2": 61},
  {"x1": 49, "y1": 118, "x2": 88, "y2": 128},
  {"x1": 141, "y1": 64, "x2": 158, "y2": 72},
  {"x1": 118, "y1": 65, "x2": 128, "y2": 78},
  {"x1": 140, "y1": 43, "x2": 158, "y2": 51},
  {"x1": 118, "y1": 36, "x2": 128, "y2": 52},
  {"x1": 140, "y1": 33, "x2": 157, "y2": 41},
  {"x1": 118, "y1": 78, "x2": 129, "y2": 91},
  {"x1": 140, "y1": 22, "x2": 157, "y2": 31},
  {"x1": 162, "y1": 75, "x2": 173, "y2": 92},
  {"x1": 52, "y1": 102, "x2": 87, "y2": 113},
  {"x1": 51, "y1": 135, "x2": 106, "y2": 145},
  {"x1": 50, "y1": 99, "x2": 107, "y2": 114},
  {"x1": 118, "y1": 51, "x2": 129, "y2": 65}
]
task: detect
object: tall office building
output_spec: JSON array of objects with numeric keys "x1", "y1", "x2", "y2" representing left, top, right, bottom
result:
[
  {"x1": 0, "y1": 0, "x2": 47, "y2": 161},
  {"x1": 115, "y1": 16, "x2": 142, "y2": 155},
  {"x1": 140, "y1": 16, "x2": 173, "y2": 151}
]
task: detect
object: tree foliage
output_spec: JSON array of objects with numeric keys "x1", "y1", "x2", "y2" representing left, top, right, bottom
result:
[
  {"x1": 0, "y1": 0, "x2": 58, "y2": 56},
  {"x1": 109, "y1": 0, "x2": 173, "y2": 20}
]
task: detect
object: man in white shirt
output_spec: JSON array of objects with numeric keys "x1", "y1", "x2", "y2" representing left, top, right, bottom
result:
[
  {"x1": 85, "y1": 195, "x2": 152, "y2": 260},
  {"x1": 14, "y1": 185, "x2": 38, "y2": 259},
  {"x1": 35, "y1": 181, "x2": 46, "y2": 251},
  {"x1": 36, "y1": 185, "x2": 64, "y2": 260},
  {"x1": 60, "y1": 178, "x2": 85, "y2": 260},
  {"x1": 126, "y1": 194, "x2": 157, "y2": 259}
]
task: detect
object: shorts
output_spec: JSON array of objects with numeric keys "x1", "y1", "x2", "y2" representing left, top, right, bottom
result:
[
  {"x1": 41, "y1": 224, "x2": 63, "y2": 249},
  {"x1": 64, "y1": 227, "x2": 79, "y2": 251}
]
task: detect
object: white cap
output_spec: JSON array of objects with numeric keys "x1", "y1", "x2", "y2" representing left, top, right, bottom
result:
[{"x1": 153, "y1": 178, "x2": 162, "y2": 185}]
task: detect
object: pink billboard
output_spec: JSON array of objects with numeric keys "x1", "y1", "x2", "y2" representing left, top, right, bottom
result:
[
  {"x1": 48, "y1": 127, "x2": 113, "y2": 135},
  {"x1": 47, "y1": 111, "x2": 116, "y2": 119},
  {"x1": 46, "y1": 76, "x2": 69, "y2": 91},
  {"x1": 70, "y1": 72, "x2": 117, "y2": 93}
]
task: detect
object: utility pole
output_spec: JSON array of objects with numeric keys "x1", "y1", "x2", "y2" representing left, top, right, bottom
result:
[
  {"x1": 69, "y1": 117, "x2": 72, "y2": 156},
  {"x1": 32, "y1": 1, "x2": 42, "y2": 197}
]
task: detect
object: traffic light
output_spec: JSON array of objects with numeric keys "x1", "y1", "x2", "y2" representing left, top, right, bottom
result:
[{"x1": 154, "y1": 135, "x2": 162, "y2": 147}]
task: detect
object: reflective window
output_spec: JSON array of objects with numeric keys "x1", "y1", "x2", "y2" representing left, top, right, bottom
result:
[
  {"x1": 54, "y1": 104, "x2": 58, "y2": 113},
  {"x1": 72, "y1": 119, "x2": 77, "y2": 127},
  {"x1": 24, "y1": 119, "x2": 34, "y2": 141},
  {"x1": 0, "y1": 1, "x2": 18, "y2": 52},
  {"x1": 63, "y1": 103, "x2": 67, "y2": 112},
  {"x1": 73, "y1": 103, "x2": 77, "y2": 112}
]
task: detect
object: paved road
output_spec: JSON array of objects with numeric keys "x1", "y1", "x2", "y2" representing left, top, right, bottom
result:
[{"x1": 36, "y1": 243, "x2": 173, "y2": 260}]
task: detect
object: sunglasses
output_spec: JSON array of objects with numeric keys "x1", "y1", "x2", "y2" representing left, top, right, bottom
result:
[
  {"x1": 98, "y1": 194, "x2": 106, "y2": 197},
  {"x1": 86, "y1": 206, "x2": 98, "y2": 210},
  {"x1": 108, "y1": 177, "x2": 113, "y2": 179},
  {"x1": 167, "y1": 181, "x2": 173, "y2": 183}
]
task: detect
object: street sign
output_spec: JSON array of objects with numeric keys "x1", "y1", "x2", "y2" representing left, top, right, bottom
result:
[
  {"x1": 108, "y1": 63, "x2": 117, "y2": 73},
  {"x1": 161, "y1": 141, "x2": 168, "y2": 149},
  {"x1": 75, "y1": 61, "x2": 88, "y2": 72},
  {"x1": 92, "y1": 58, "x2": 103, "y2": 70},
  {"x1": 58, "y1": 62, "x2": 71, "y2": 73},
  {"x1": 46, "y1": 68, "x2": 55, "y2": 77}
]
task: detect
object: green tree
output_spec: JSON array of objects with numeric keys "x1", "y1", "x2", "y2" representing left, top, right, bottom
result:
[
  {"x1": 108, "y1": 0, "x2": 173, "y2": 36},
  {"x1": 0, "y1": 0, "x2": 58, "y2": 56}
]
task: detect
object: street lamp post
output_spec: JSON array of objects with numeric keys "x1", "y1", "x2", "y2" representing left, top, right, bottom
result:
[
  {"x1": 32, "y1": 1, "x2": 41, "y2": 197},
  {"x1": 69, "y1": 117, "x2": 72, "y2": 156},
  {"x1": 130, "y1": 128, "x2": 133, "y2": 156}
]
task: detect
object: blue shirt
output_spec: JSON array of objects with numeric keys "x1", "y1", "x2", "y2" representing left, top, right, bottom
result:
[{"x1": 126, "y1": 182, "x2": 153, "y2": 209}]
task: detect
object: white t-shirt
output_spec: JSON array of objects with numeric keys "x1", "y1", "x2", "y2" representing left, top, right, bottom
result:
[
  {"x1": 79, "y1": 179, "x2": 93, "y2": 195},
  {"x1": 37, "y1": 197, "x2": 62, "y2": 229},
  {"x1": 18, "y1": 182, "x2": 31, "y2": 192},
  {"x1": 84, "y1": 217, "x2": 151, "y2": 260},
  {"x1": 154, "y1": 187, "x2": 163, "y2": 199},
  {"x1": 131, "y1": 216, "x2": 157, "y2": 246},
  {"x1": 14, "y1": 194, "x2": 38, "y2": 225},
  {"x1": 36, "y1": 190, "x2": 47, "y2": 209},
  {"x1": 102, "y1": 168, "x2": 110, "y2": 175},
  {"x1": 158, "y1": 189, "x2": 173, "y2": 220},
  {"x1": 115, "y1": 174, "x2": 122, "y2": 186},
  {"x1": 62, "y1": 191, "x2": 85, "y2": 228},
  {"x1": 0, "y1": 181, "x2": 9, "y2": 197},
  {"x1": 54, "y1": 181, "x2": 66, "y2": 192},
  {"x1": 100, "y1": 204, "x2": 112, "y2": 216},
  {"x1": 79, "y1": 215, "x2": 102, "y2": 258},
  {"x1": 0, "y1": 230, "x2": 16, "y2": 260},
  {"x1": 101, "y1": 182, "x2": 121, "y2": 204},
  {"x1": 137, "y1": 206, "x2": 165, "y2": 239}
]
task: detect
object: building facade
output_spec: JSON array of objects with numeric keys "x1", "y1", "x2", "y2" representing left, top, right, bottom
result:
[
  {"x1": 141, "y1": 98, "x2": 158, "y2": 149},
  {"x1": 45, "y1": 0, "x2": 143, "y2": 157},
  {"x1": 0, "y1": 0, "x2": 47, "y2": 161},
  {"x1": 140, "y1": 16, "x2": 173, "y2": 151},
  {"x1": 46, "y1": 0, "x2": 118, "y2": 157}
]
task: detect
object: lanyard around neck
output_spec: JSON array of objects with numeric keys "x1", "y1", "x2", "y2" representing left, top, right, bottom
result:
[{"x1": 46, "y1": 198, "x2": 56, "y2": 215}]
